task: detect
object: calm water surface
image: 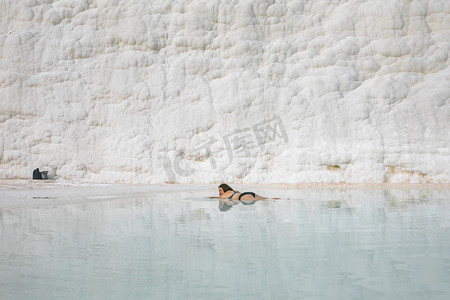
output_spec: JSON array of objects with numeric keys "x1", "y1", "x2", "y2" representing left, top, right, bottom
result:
[{"x1": 0, "y1": 186, "x2": 449, "y2": 299}]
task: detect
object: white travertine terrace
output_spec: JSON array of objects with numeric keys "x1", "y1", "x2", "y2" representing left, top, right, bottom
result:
[{"x1": 0, "y1": 0, "x2": 449, "y2": 184}]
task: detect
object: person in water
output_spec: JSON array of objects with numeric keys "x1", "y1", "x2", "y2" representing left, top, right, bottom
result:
[{"x1": 210, "y1": 183, "x2": 267, "y2": 211}]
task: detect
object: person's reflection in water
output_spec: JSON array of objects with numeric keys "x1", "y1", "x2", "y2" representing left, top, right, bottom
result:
[{"x1": 219, "y1": 200, "x2": 235, "y2": 211}]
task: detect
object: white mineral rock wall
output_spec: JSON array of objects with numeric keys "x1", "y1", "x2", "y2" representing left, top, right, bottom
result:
[{"x1": 0, "y1": 0, "x2": 449, "y2": 184}]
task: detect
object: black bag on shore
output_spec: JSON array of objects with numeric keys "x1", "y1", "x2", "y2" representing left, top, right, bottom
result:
[{"x1": 33, "y1": 168, "x2": 42, "y2": 180}]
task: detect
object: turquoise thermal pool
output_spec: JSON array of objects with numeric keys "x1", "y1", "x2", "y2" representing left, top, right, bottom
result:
[{"x1": 0, "y1": 185, "x2": 449, "y2": 299}]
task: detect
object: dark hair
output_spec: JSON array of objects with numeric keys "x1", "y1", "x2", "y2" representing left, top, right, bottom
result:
[{"x1": 219, "y1": 183, "x2": 233, "y2": 192}]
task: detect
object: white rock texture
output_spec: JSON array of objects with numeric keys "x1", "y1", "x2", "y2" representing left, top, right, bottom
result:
[{"x1": 0, "y1": 0, "x2": 449, "y2": 184}]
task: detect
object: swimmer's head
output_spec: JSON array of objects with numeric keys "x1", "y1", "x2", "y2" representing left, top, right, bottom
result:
[{"x1": 218, "y1": 183, "x2": 233, "y2": 195}]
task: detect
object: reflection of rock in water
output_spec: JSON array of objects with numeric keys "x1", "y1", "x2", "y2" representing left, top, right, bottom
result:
[
  {"x1": 327, "y1": 201, "x2": 341, "y2": 208},
  {"x1": 1, "y1": 185, "x2": 450, "y2": 299}
]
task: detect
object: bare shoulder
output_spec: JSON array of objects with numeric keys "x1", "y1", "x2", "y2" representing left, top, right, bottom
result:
[{"x1": 219, "y1": 191, "x2": 233, "y2": 199}]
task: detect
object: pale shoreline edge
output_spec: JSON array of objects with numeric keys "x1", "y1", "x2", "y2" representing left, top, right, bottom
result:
[{"x1": 1, "y1": 178, "x2": 449, "y2": 190}]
